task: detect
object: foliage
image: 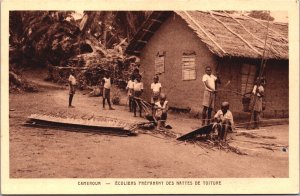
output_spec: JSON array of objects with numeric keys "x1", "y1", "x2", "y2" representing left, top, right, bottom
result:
[{"x1": 248, "y1": 11, "x2": 274, "y2": 21}]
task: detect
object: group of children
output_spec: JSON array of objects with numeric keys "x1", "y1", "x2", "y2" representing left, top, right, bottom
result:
[
  {"x1": 68, "y1": 67, "x2": 265, "y2": 141},
  {"x1": 126, "y1": 74, "x2": 168, "y2": 130}
]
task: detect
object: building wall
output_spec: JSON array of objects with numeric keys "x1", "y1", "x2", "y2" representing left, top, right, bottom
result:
[
  {"x1": 139, "y1": 13, "x2": 218, "y2": 112},
  {"x1": 264, "y1": 60, "x2": 289, "y2": 118},
  {"x1": 215, "y1": 59, "x2": 289, "y2": 118}
]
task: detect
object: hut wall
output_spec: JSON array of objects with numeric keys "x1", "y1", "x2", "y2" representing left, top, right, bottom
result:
[
  {"x1": 215, "y1": 59, "x2": 289, "y2": 119},
  {"x1": 139, "y1": 13, "x2": 218, "y2": 112},
  {"x1": 264, "y1": 60, "x2": 289, "y2": 118}
]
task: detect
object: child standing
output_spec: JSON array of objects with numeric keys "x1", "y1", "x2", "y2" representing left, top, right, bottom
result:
[
  {"x1": 126, "y1": 75, "x2": 135, "y2": 112},
  {"x1": 151, "y1": 75, "x2": 162, "y2": 104},
  {"x1": 101, "y1": 71, "x2": 115, "y2": 110},
  {"x1": 252, "y1": 78, "x2": 265, "y2": 129},
  {"x1": 68, "y1": 69, "x2": 76, "y2": 108},
  {"x1": 133, "y1": 75, "x2": 143, "y2": 117}
]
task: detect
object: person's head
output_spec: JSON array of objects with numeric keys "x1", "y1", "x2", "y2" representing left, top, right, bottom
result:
[
  {"x1": 130, "y1": 74, "x2": 135, "y2": 81},
  {"x1": 221, "y1": 101, "x2": 229, "y2": 113},
  {"x1": 104, "y1": 70, "x2": 110, "y2": 77},
  {"x1": 153, "y1": 75, "x2": 159, "y2": 83},
  {"x1": 160, "y1": 93, "x2": 167, "y2": 102},
  {"x1": 205, "y1": 66, "x2": 212, "y2": 75},
  {"x1": 136, "y1": 75, "x2": 141, "y2": 82}
]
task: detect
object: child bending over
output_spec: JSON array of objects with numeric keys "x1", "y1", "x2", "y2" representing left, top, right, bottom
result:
[
  {"x1": 154, "y1": 93, "x2": 169, "y2": 130},
  {"x1": 212, "y1": 101, "x2": 234, "y2": 141}
]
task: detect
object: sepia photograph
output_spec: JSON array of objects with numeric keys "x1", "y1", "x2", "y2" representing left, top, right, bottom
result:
[{"x1": 1, "y1": 0, "x2": 299, "y2": 194}]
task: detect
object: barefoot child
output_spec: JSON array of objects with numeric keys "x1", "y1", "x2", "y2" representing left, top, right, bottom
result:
[
  {"x1": 68, "y1": 69, "x2": 76, "y2": 108},
  {"x1": 212, "y1": 102, "x2": 234, "y2": 141},
  {"x1": 126, "y1": 75, "x2": 135, "y2": 112},
  {"x1": 154, "y1": 93, "x2": 169, "y2": 130},
  {"x1": 133, "y1": 75, "x2": 143, "y2": 117},
  {"x1": 101, "y1": 71, "x2": 114, "y2": 110}
]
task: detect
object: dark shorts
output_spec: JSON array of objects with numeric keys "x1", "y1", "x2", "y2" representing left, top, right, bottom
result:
[
  {"x1": 103, "y1": 88, "x2": 110, "y2": 99},
  {"x1": 69, "y1": 85, "x2": 76, "y2": 95},
  {"x1": 134, "y1": 91, "x2": 142, "y2": 97}
]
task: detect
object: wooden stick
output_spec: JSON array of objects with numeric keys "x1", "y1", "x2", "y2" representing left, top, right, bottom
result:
[
  {"x1": 209, "y1": 11, "x2": 262, "y2": 56},
  {"x1": 183, "y1": 11, "x2": 227, "y2": 55}
]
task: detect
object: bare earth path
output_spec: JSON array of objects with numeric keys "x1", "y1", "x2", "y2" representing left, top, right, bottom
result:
[{"x1": 9, "y1": 79, "x2": 288, "y2": 178}]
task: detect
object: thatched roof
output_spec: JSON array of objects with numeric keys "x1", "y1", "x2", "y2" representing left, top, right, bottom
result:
[{"x1": 126, "y1": 11, "x2": 288, "y2": 60}]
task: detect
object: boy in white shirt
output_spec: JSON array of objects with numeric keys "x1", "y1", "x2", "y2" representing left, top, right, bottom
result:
[
  {"x1": 133, "y1": 76, "x2": 143, "y2": 117},
  {"x1": 126, "y1": 75, "x2": 135, "y2": 112},
  {"x1": 68, "y1": 69, "x2": 76, "y2": 108},
  {"x1": 101, "y1": 71, "x2": 114, "y2": 110},
  {"x1": 151, "y1": 75, "x2": 162, "y2": 103},
  {"x1": 202, "y1": 66, "x2": 220, "y2": 126},
  {"x1": 212, "y1": 101, "x2": 234, "y2": 141}
]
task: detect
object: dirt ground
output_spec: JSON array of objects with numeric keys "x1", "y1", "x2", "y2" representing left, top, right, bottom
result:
[{"x1": 9, "y1": 74, "x2": 289, "y2": 178}]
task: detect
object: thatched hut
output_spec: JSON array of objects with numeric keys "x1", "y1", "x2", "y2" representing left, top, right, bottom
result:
[{"x1": 126, "y1": 11, "x2": 288, "y2": 118}]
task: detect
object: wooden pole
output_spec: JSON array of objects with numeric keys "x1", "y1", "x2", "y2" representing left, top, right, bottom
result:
[{"x1": 247, "y1": 12, "x2": 271, "y2": 129}]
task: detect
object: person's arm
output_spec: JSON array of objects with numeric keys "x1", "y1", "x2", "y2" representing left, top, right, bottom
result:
[
  {"x1": 162, "y1": 102, "x2": 169, "y2": 113},
  {"x1": 140, "y1": 83, "x2": 143, "y2": 93},
  {"x1": 215, "y1": 74, "x2": 221, "y2": 84},
  {"x1": 214, "y1": 111, "x2": 221, "y2": 122},
  {"x1": 101, "y1": 78, "x2": 105, "y2": 86},
  {"x1": 204, "y1": 80, "x2": 215, "y2": 91},
  {"x1": 252, "y1": 85, "x2": 257, "y2": 95},
  {"x1": 159, "y1": 83, "x2": 162, "y2": 94}
]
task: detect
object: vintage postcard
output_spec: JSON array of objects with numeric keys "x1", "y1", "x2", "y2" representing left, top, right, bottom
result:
[{"x1": 1, "y1": 0, "x2": 299, "y2": 194}]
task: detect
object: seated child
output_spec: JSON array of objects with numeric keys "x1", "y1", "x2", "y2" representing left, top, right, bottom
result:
[
  {"x1": 154, "y1": 93, "x2": 168, "y2": 130},
  {"x1": 212, "y1": 101, "x2": 234, "y2": 141}
]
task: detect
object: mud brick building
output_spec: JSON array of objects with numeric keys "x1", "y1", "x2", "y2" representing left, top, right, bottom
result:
[{"x1": 126, "y1": 11, "x2": 288, "y2": 118}]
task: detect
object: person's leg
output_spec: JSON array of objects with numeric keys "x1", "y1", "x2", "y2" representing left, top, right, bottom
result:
[
  {"x1": 129, "y1": 96, "x2": 132, "y2": 112},
  {"x1": 207, "y1": 107, "x2": 213, "y2": 125},
  {"x1": 103, "y1": 97, "x2": 106, "y2": 108},
  {"x1": 138, "y1": 100, "x2": 142, "y2": 117},
  {"x1": 107, "y1": 98, "x2": 113, "y2": 109},
  {"x1": 202, "y1": 106, "x2": 208, "y2": 126},
  {"x1": 133, "y1": 98, "x2": 137, "y2": 117},
  {"x1": 216, "y1": 123, "x2": 222, "y2": 140},
  {"x1": 69, "y1": 94, "x2": 73, "y2": 107},
  {"x1": 222, "y1": 120, "x2": 230, "y2": 141},
  {"x1": 160, "y1": 112, "x2": 167, "y2": 127},
  {"x1": 256, "y1": 111, "x2": 261, "y2": 129}
]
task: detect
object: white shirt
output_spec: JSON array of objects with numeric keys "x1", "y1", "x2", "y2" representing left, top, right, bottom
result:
[
  {"x1": 68, "y1": 74, "x2": 76, "y2": 85},
  {"x1": 252, "y1": 85, "x2": 264, "y2": 97},
  {"x1": 214, "y1": 109, "x2": 234, "y2": 127},
  {"x1": 133, "y1": 81, "x2": 143, "y2": 91},
  {"x1": 202, "y1": 74, "x2": 217, "y2": 91},
  {"x1": 155, "y1": 100, "x2": 168, "y2": 109},
  {"x1": 103, "y1": 77, "x2": 111, "y2": 89},
  {"x1": 155, "y1": 100, "x2": 168, "y2": 116},
  {"x1": 151, "y1": 82, "x2": 162, "y2": 93},
  {"x1": 126, "y1": 80, "x2": 134, "y2": 89}
]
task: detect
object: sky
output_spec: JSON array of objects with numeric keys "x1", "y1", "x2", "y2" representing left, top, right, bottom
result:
[{"x1": 270, "y1": 11, "x2": 288, "y2": 23}]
